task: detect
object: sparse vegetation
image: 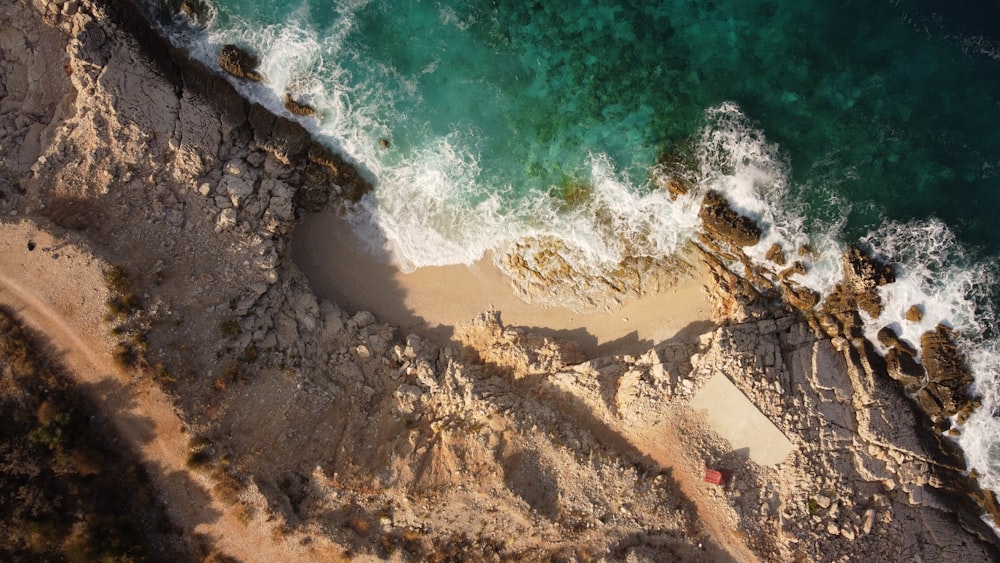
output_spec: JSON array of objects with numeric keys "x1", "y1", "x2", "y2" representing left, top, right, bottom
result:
[
  {"x1": 241, "y1": 344, "x2": 259, "y2": 363},
  {"x1": 112, "y1": 341, "x2": 138, "y2": 368},
  {"x1": 0, "y1": 307, "x2": 192, "y2": 561},
  {"x1": 220, "y1": 318, "x2": 240, "y2": 336},
  {"x1": 222, "y1": 362, "x2": 244, "y2": 383},
  {"x1": 186, "y1": 448, "x2": 213, "y2": 469},
  {"x1": 103, "y1": 264, "x2": 131, "y2": 294},
  {"x1": 106, "y1": 292, "x2": 141, "y2": 318}
]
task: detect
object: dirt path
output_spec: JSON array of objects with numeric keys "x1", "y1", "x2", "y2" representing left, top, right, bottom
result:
[
  {"x1": 0, "y1": 220, "x2": 341, "y2": 562},
  {"x1": 532, "y1": 373, "x2": 756, "y2": 563},
  {"x1": 630, "y1": 421, "x2": 759, "y2": 563}
]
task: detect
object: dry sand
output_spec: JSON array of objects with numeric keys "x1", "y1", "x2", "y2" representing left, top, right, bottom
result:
[{"x1": 292, "y1": 210, "x2": 715, "y2": 357}]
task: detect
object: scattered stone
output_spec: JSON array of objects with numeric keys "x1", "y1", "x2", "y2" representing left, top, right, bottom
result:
[
  {"x1": 216, "y1": 208, "x2": 237, "y2": 230},
  {"x1": 862, "y1": 509, "x2": 875, "y2": 535},
  {"x1": 905, "y1": 305, "x2": 924, "y2": 323}
]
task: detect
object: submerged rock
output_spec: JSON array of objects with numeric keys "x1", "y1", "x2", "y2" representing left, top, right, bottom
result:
[
  {"x1": 284, "y1": 93, "x2": 315, "y2": 116},
  {"x1": 905, "y1": 305, "x2": 924, "y2": 322},
  {"x1": 218, "y1": 44, "x2": 262, "y2": 82}
]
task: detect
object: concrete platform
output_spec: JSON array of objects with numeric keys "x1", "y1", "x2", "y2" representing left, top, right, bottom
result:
[{"x1": 689, "y1": 373, "x2": 795, "y2": 467}]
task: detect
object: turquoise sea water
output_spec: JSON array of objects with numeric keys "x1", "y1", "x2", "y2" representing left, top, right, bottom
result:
[{"x1": 151, "y1": 0, "x2": 1000, "y2": 505}]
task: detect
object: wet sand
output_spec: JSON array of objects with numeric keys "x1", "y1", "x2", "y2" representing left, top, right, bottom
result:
[{"x1": 292, "y1": 210, "x2": 715, "y2": 358}]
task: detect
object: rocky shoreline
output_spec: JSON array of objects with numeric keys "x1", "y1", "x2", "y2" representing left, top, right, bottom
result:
[{"x1": 2, "y1": 0, "x2": 999, "y2": 560}]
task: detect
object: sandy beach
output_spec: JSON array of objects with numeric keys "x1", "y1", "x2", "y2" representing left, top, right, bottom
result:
[
  {"x1": 0, "y1": 0, "x2": 997, "y2": 560},
  {"x1": 292, "y1": 210, "x2": 715, "y2": 357}
]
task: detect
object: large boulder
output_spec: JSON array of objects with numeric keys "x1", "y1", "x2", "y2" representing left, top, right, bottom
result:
[
  {"x1": 219, "y1": 45, "x2": 263, "y2": 82},
  {"x1": 877, "y1": 326, "x2": 917, "y2": 356},
  {"x1": 765, "y1": 243, "x2": 787, "y2": 266},
  {"x1": 822, "y1": 245, "x2": 895, "y2": 319},
  {"x1": 698, "y1": 190, "x2": 761, "y2": 247},
  {"x1": 920, "y1": 325, "x2": 971, "y2": 384},
  {"x1": 917, "y1": 325, "x2": 974, "y2": 417}
]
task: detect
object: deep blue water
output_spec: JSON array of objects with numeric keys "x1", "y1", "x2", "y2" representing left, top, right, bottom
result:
[{"x1": 152, "y1": 0, "x2": 1000, "y2": 501}]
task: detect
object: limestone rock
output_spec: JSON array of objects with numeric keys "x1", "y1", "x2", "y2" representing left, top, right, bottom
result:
[
  {"x1": 884, "y1": 348, "x2": 924, "y2": 392},
  {"x1": 780, "y1": 280, "x2": 819, "y2": 311},
  {"x1": 905, "y1": 305, "x2": 923, "y2": 322},
  {"x1": 247, "y1": 104, "x2": 311, "y2": 164},
  {"x1": 698, "y1": 190, "x2": 761, "y2": 247},
  {"x1": 876, "y1": 326, "x2": 917, "y2": 356},
  {"x1": 765, "y1": 243, "x2": 787, "y2": 266},
  {"x1": 920, "y1": 325, "x2": 970, "y2": 385},
  {"x1": 176, "y1": 0, "x2": 204, "y2": 21},
  {"x1": 219, "y1": 174, "x2": 254, "y2": 208},
  {"x1": 294, "y1": 183, "x2": 331, "y2": 212},
  {"x1": 912, "y1": 387, "x2": 944, "y2": 417},
  {"x1": 458, "y1": 310, "x2": 585, "y2": 378},
  {"x1": 216, "y1": 207, "x2": 237, "y2": 230},
  {"x1": 219, "y1": 44, "x2": 262, "y2": 82},
  {"x1": 823, "y1": 245, "x2": 895, "y2": 318},
  {"x1": 284, "y1": 93, "x2": 315, "y2": 116},
  {"x1": 665, "y1": 179, "x2": 689, "y2": 200},
  {"x1": 307, "y1": 142, "x2": 343, "y2": 170},
  {"x1": 778, "y1": 261, "x2": 807, "y2": 279}
]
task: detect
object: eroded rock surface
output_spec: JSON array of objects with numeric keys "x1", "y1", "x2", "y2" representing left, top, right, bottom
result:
[{"x1": 1, "y1": 0, "x2": 996, "y2": 560}]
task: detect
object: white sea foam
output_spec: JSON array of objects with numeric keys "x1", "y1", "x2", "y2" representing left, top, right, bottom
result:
[
  {"x1": 691, "y1": 103, "x2": 846, "y2": 295},
  {"x1": 860, "y1": 219, "x2": 1000, "y2": 491},
  {"x1": 159, "y1": 1, "x2": 1000, "y2": 494}
]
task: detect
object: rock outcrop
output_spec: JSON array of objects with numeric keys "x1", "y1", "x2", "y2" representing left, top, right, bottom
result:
[
  {"x1": 2, "y1": 0, "x2": 996, "y2": 560},
  {"x1": 218, "y1": 44, "x2": 262, "y2": 81},
  {"x1": 921, "y1": 325, "x2": 976, "y2": 418},
  {"x1": 698, "y1": 190, "x2": 762, "y2": 247},
  {"x1": 824, "y1": 245, "x2": 895, "y2": 318},
  {"x1": 284, "y1": 93, "x2": 315, "y2": 116}
]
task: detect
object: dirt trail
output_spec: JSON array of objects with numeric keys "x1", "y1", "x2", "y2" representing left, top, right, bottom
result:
[
  {"x1": 532, "y1": 374, "x2": 756, "y2": 563},
  {"x1": 630, "y1": 421, "x2": 758, "y2": 563},
  {"x1": 0, "y1": 221, "x2": 341, "y2": 562}
]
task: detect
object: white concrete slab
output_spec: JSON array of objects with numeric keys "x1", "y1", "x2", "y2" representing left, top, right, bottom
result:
[{"x1": 689, "y1": 373, "x2": 795, "y2": 466}]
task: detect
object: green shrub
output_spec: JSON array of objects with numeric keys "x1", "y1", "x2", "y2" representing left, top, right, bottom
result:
[
  {"x1": 219, "y1": 319, "x2": 239, "y2": 337},
  {"x1": 106, "y1": 293, "x2": 140, "y2": 318},
  {"x1": 103, "y1": 265, "x2": 131, "y2": 295}
]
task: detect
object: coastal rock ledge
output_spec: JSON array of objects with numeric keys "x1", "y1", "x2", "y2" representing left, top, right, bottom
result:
[
  {"x1": 0, "y1": 0, "x2": 997, "y2": 561},
  {"x1": 219, "y1": 43, "x2": 263, "y2": 81}
]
